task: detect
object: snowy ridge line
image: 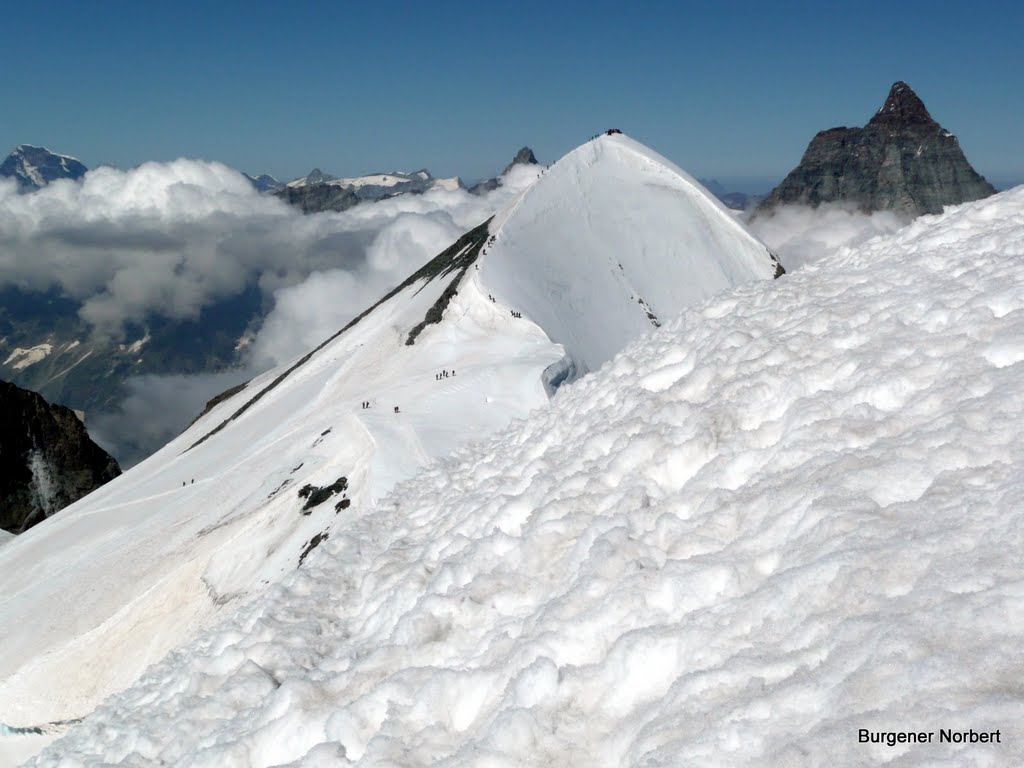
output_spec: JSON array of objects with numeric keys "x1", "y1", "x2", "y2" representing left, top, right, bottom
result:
[
  {"x1": 485, "y1": 160, "x2": 542, "y2": 234},
  {"x1": 187, "y1": 217, "x2": 493, "y2": 452},
  {"x1": 405, "y1": 224, "x2": 490, "y2": 345},
  {"x1": 14, "y1": 145, "x2": 82, "y2": 163},
  {"x1": 30, "y1": 187, "x2": 1024, "y2": 766}
]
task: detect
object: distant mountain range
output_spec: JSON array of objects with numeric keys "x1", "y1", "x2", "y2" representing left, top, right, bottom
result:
[
  {"x1": 756, "y1": 81, "x2": 996, "y2": 217},
  {"x1": 258, "y1": 148, "x2": 541, "y2": 214},
  {"x1": 0, "y1": 144, "x2": 762, "y2": 212}
]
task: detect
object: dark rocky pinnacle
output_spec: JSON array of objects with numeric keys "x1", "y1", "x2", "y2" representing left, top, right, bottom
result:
[
  {"x1": 502, "y1": 147, "x2": 539, "y2": 175},
  {"x1": 868, "y1": 81, "x2": 936, "y2": 127}
]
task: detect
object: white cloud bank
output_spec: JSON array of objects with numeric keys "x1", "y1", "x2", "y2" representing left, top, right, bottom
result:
[
  {"x1": 0, "y1": 161, "x2": 540, "y2": 354},
  {"x1": 746, "y1": 203, "x2": 908, "y2": 272},
  {"x1": 0, "y1": 160, "x2": 541, "y2": 464}
]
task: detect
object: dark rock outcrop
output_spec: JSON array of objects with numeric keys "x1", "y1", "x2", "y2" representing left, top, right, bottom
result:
[
  {"x1": 273, "y1": 183, "x2": 360, "y2": 214},
  {"x1": 0, "y1": 380, "x2": 121, "y2": 534},
  {"x1": 757, "y1": 82, "x2": 996, "y2": 217},
  {"x1": 0, "y1": 145, "x2": 88, "y2": 191}
]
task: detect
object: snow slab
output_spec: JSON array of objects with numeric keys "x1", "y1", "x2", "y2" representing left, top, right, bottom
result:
[
  {"x1": 3, "y1": 344, "x2": 53, "y2": 371},
  {"x1": 23, "y1": 186, "x2": 1024, "y2": 767}
]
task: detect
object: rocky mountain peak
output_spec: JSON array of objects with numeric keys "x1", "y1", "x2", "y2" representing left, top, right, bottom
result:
[
  {"x1": 869, "y1": 81, "x2": 935, "y2": 127},
  {"x1": 304, "y1": 167, "x2": 332, "y2": 185},
  {"x1": 502, "y1": 146, "x2": 539, "y2": 175},
  {"x1": 755, "y1": 81, "x2": 995, "y2": 217},
  {"x1": 0, "y1": 144, "x2": 88, "y2": 191}
]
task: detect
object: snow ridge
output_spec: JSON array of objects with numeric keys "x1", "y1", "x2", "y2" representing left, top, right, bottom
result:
[
  {"x1": 479, "y1": 133, "x2": 781, "y2": 375},
  {"x1": 32, "y1": 187, "x2": 1024, "y2": 767}
]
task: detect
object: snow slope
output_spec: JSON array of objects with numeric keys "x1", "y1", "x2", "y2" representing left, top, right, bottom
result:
[
  {"x1": 0, "y1": 223, "x2": 562, "y2": 751},
  {"x1": 28, "y1": 186, "x2": 1024, "y2": 767},
  {"x1": 481, "y1": 133, "x2": 782, "y2": 373},
  {"x1": 0, "y1": 133, "x2": 776, "y2": 763}
]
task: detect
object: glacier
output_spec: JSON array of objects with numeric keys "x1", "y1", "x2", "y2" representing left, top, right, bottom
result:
[{"x1": 19, "y1": 185, "x2": 1024, "y2": 766}]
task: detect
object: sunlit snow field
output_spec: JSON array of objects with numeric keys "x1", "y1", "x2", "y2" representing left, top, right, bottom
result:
[{"x1": 25, "y1": 187, "x2": 1024, "y2": 766}]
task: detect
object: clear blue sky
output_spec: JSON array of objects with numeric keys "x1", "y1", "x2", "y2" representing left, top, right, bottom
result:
[{"x1": 4, "y1": 0, "x2": 1021, "y2": 189}]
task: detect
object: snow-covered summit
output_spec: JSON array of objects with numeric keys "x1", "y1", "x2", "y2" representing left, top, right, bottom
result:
[
  {"x1": 479, "y1": 132, "x2": 783, "y2": 373},
  {"x1": 26, "y1": 186, "x2": 1024, "y2": 767},
  {"x1": 0, "y1": 145, "x2": 87, "y2": 191},
  {"x1": 0, "y1": 133, "x2": 778, "y2": 761}
]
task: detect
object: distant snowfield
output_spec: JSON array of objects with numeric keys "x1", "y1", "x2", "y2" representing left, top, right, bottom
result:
[
  {"x1": 21, "y1": 188, "x2": 1024, "y2": 765},
  {"x1": 2, "y1": 344, "x2": 53, "y2": 370}
]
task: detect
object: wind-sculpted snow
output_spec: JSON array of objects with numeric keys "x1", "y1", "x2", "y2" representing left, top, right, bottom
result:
[{"x1": 32, "y1": 188, "x2": 1024, "y2": 766}]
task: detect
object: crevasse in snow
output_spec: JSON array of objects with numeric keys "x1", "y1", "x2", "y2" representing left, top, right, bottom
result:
[{"x1": 29, "y1": 187, "x2": 1024, "y2": 766}]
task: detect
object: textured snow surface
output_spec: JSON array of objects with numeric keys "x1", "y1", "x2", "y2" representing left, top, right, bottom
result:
[{"x1": 32, "y1": 188, "x2": 1024, "y2": 766}]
